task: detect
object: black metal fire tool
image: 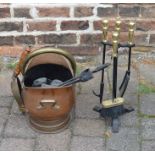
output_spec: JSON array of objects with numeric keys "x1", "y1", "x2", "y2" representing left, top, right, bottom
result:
[
  {"x1": 119, "y1": 22, "x2": 135, "y2": 97},
  {"x1": 93, "y1": 20, "x2": 109, "y2": 104}
]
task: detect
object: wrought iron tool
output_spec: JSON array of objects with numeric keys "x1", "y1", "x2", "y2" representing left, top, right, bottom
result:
[{"x1": 119, "y1": 22, "x2": 135, "y2": 97}]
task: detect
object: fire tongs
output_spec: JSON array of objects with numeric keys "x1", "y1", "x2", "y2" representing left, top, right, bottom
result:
[{"x1": 58, "y1": 63, "x2": 110, "y2": 87}]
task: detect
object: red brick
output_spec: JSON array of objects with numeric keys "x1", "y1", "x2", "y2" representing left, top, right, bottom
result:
[
  {"x1": 119, "y1": 5, "x2": 140, "y2": 17},
  {"x1": 26, "y1": 21, "x2": 56, "y2": 31},
  {"x1": 37, "y1": 7, "x2": 70, "y2": 17},
  {"x1": 58, "y1": 45, "x2": 99, "y2": 55},
  {"x1": 80, "y1": 34, "x2": 102, "y2": 45},
  {"x1": 0, "y1": 7, "x2": 10, "y2": 18},
  {"x1": 15, "y1": 35, "x2": 35, "y2": 45},
  {"x1": 0, "y1": 36, "x2": 13, "y2": 46},
  {"x1": 134, "y1": 33, "x2": 148, "y2": 45},
  {"x1": 119, "y1": 32, "x2": 128, "y2": 43},
  {"x1": 37, "y1": 33, "x2": 77, "y2": 45},
  {"x1": 61, "y1": 20, "x2": 89, "y2": 30},
  {"x1": 117, "y1": 33, "x2": 148, "y2": 45},
  {"x1": 0, "y1": 22, "x2": 23, "y2": 32},
  {"x1": 93, "y1": 20, "x2": 102, "y2": 30},
  {"x1": 14, "y1": 8, "x2": 31, "y2": 18},
  {"x1": 150, "y1": 34, "x2": 155, "y2": 44},
  {"x1": 0, "y1": 45, "x2": 42, "y2": 57},
  {"x1": 141, "y1": 6, "x2": 155, "y2": 18},
  {"x1": 97, "y1": 5, "x2": 118, "y2": 17},
  {"x1": 136, "y1": 20, "x2": 155, "y2": 31},
  {"x1": 0, "y1": 46, "x2": 23, "y2": 57},
  {"x1": 74, "y1": 7, "x2": 93, "y2": 17}
]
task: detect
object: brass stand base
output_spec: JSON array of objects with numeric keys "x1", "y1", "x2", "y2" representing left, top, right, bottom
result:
[
  {"x1": 102, "y1": 97, "x2": 124, "y2": 108},
  {"x1": 28, "y1": 115, "x2": 70, "y2": 134}
]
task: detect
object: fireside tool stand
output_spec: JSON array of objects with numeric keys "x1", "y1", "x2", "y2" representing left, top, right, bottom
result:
[{"x1": 93, "y1": 19, "x2": 135, "y2": 133}]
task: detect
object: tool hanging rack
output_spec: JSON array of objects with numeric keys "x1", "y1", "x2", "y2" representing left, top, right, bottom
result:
[{"x1": 93, "y1": 18, "x2": 136, "y2": 133}]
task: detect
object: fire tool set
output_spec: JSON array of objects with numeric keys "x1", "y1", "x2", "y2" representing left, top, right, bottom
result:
[
  {"x1": 11, "y1": 18, "x2": 135, "y2": 133},
  {"x1": 93, "y1": 19, "x2": 135, "y2": 132}
]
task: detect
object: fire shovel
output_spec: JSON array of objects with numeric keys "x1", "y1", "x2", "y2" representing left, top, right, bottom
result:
[{"x1": 119, "y1": 22, "x2": 135, "y2": 97}]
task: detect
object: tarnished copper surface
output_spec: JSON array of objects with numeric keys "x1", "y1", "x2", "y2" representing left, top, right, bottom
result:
[{"x1": 23, "y1": 86, "x2": 75, "y2": 121}]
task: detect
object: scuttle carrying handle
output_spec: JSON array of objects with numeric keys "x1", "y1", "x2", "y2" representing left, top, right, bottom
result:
[{"x1": 11, "y1": 47, "x2": 31, "y2": 113}]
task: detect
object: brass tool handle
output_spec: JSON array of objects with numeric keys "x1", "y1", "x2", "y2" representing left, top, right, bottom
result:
[
  {"x1": 128, "y1": 29, "x2": 134, "y2": 45},
  {"x1": 128, "y1": 22, "x2": 135, "y2": 45},
  {"x1": 102, "y1": 19, "x2": 109, "y2": 42},
  {"x1": 128, "y1": 21, "x2": 135, "y2": 30},
  {"x1": 112, "y1": 32, "x2": 119, "y2": 57},
  {"x1": 115, "y1": 19, "x2": 122, "y2": 34},
  {"x1": 115, "y1": 20, "x2": 121, "y2": 28},
  {"x1": 115, "y1": 27, "x2": 121, "y2": 34}
]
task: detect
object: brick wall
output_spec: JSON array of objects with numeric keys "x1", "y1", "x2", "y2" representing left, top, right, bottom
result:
[{"x1": 0, "y1": 3, "x2": 155, "y2": 56}]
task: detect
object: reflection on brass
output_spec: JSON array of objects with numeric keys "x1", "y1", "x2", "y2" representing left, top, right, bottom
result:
[
  {"x1": 21, "y1": 47, "x2": 76, "y2": 75},
  {"x1": 115, "y1": 27, "x2": 121, "y2": 34},
  {"x1": 112, "y1": 32, "x2": 119, "y2": 57},
  {"x1": 128, "y1": 29, "x2": 134, "y2": 45},
  {"x1": 40, "y1": 99, "x2": 56, "y2": 106},
  {"x1": 102, "y1": 19, "x2": 109, "y2": 42},
  {"x1": 37, "y1": 99, "x2": 58, "y2": 110},
  {"x1": 115, "y1": 19, "x2": 122, "y2": 34},
  {"x1": 128, "y1": 21, "x2": 135, "y2": 45},
  {"x1": 115, "y1": 20, "x2": 122, "y2": 28},
  {"x1": 102, "y1": 97, "x2": 124, "y2": 108},
  {"x1": 19, "y1": 106, "x2": 25, "y2": 113},
  {"x1": 129, "y1": 21, "x2": 135, "y2": 30},
  {"x1": 102, "y1": 19, "x2": 109, "y2": 27}
]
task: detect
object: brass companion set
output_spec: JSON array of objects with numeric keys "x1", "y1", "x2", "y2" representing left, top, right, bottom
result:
[{"x1": 11, "y1": 18, "x2": 136, "y2": 133}]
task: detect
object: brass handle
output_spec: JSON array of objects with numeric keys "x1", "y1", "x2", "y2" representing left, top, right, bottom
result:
[
  {"x1": 112, "y1": 32, "x2": 119, "y2": 57},
  {"x1": 128, "y1": 21, "x2": 135, "y2": 30},
  {"x1": 115, "y1": 27, "x2": 121, "y2": 34},
  {"x1": 128, "y1": 21, "x2": 135, "y2": 45},
  {"x1": 102, "y1": 19, "x2": 109, "y2": 42},
  {"x1": 102, "y1": 19, "x2": 108, "y2": 27},
  {"x1": 115, "y1": 19, "x2": 122, "y2": 35},
  {"x1": 37, "y1": 99, "x2": 59, "y2": 110},
  {"x1": 115, "y1": 20, "x2": 121, "y2": 28},
  {"x1": 128, "y1": 29, "x2": 134, "y2": 45}
]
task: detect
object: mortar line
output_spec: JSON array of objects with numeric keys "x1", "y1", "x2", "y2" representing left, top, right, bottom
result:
[{"x1": 71, "y1": 133, "x2": 105, "y2": 139}]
